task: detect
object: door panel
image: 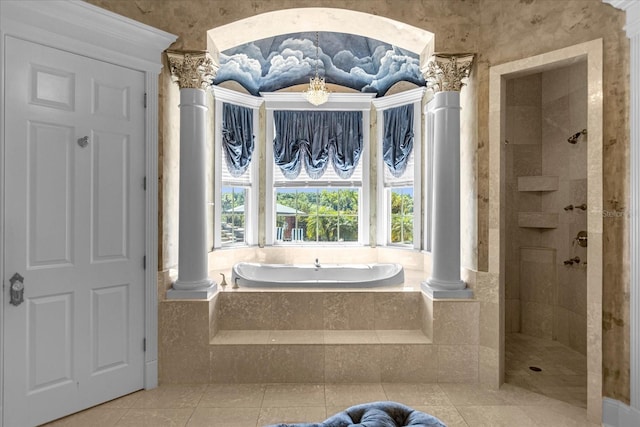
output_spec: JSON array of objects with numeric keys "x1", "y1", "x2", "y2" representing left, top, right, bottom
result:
[
  {"x1": 3, "y1": 36, "x2": 146, "y2": 427},
  {"x1": 27, "y1": 121, "x2": 75, "y2": 268},
  {"x1": 91, "y1": 131, "x2": 129, "y2": 262},
  {"x1": 29, "y1": 64, "x2": 76, "y2": 111},
  {"x1": 27, "y1": 293, "x2": 74, "y2": 392},
  {"x1": 92, "y1": 80, "x2": 130, "y2": 120},
  {"x1": 90, "y1": 284, "x2": 129, "y2": 374}
]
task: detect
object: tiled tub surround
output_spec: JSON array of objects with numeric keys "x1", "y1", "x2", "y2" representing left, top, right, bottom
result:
[{"x1": 158, "y1": 289, "x2": 481, "y2": 386}]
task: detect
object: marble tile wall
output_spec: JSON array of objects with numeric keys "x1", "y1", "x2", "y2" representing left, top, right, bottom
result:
[
  {"x1": 504, "y1": 74, "x2": 543, "y2": 334},
  {"x1": 520, "y1": 247, "x2": 556, "y2": 339},
  {"x1": 215, "y1": 291, "x2": 422, "y2": 331},
  {"x1": 158, "y1": 299, "x2": 214, "y2": 384},
  {"x1": 541, "y1": 63, "x2": 589, "y2": 356},
  {"x1": 432, "y1": 300, "x2": 481, "y2": 383}
]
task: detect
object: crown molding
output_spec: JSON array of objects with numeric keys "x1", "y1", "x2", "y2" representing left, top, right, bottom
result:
[
  {"x1": 372, "y1": 87, "x2": 426, "y2": 110},
  {"x1": 260, "y1": 92, "x2": 376, "y2": 111},
  {"x1": 212, "y1": 86, "x2": 264, "y2": 108}
]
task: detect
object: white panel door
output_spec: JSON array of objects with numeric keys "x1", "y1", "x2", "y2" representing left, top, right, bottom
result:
[{"x1": 3, "y1": 37, "x2": 146, "y2": 427}]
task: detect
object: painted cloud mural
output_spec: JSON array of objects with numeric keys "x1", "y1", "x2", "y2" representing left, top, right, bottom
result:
[{"x1": 214, "y1": 32, "x2": 426, "y2": 97}]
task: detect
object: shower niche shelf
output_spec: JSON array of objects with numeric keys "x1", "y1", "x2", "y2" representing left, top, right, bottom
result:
[
  {"x1": 518, "y1": 212, "x2": 558, "y2": 229},
  {"x1": 517, "y1": 176, "x2": 559, "y2": 192}
]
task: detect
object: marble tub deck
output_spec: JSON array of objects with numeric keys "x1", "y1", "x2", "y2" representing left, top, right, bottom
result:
[{"x1": 160, "y1": 271, "x2": 482, "y2": 385}]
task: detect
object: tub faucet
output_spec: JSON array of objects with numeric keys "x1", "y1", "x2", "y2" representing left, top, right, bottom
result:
[{"x1": 314, "y1": 258, "x2": 321, "y2": 268}]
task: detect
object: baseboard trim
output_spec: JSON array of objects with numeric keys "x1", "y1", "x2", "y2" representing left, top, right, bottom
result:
[
  {"x1": 145, "y1": 359, "x2": 158, "y2": 390},
  {"x1": 603, "y1": 397, "x2": 640, "y2": 427}
]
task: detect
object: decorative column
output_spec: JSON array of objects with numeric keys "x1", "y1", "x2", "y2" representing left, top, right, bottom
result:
[
  {"x1": 166, "y1": 50, "x2": 217, "y2": 299},
  {"x1": 421, "y1": 53, "x2": 474, "y2": 299}
]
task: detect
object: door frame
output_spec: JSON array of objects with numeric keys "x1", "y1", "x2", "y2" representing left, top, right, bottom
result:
[
  {"x1": 488, "y1": 39, "x2": 603, "y2": 422},
  {"x1": 0, "y1": 1, "x2": 176, "y2": 423}
]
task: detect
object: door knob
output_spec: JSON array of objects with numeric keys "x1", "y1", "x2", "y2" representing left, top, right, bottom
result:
[{"x1": 9, "y1": 272, "x2": 24, "y2": 306}]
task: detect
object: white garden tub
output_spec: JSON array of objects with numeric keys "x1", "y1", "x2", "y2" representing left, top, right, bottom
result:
[{"x1": 231, "y1": 262, "x2": 404, "y2": 288}]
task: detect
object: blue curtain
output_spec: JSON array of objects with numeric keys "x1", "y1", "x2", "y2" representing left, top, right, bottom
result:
[
  {"x1": 222, "y1": 103, "x2": 254, "y2": 177},
  {"x1": 383, "y1": 104, "x2": 414, "y2": 178},
  {"x1": 273, "y1": 110, "x2": 363, "y2": 179}
]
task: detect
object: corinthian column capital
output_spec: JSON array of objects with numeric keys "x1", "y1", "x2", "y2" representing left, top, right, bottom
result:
[
  {"x1": 166, "y1": 50, "x2": 217, "y2": 90},
  {"x1": 423, "y1": 53, "x2": 475, "y2": 93}
]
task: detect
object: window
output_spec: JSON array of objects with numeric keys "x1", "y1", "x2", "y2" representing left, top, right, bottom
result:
[
  {"x1": 263, "y1": 93, "x2": 374, "y2": 245},
  {"x1": 275, "y1": 188, "x2": 359, "y2": 243},
  {"x1": 212, "y1": 87, "x2": 262, "y2": 248},
  {"x1": 373, "y1": 89, "x2": 424, "y2": 249},
  {"x1": 219, "y1": 164, "x2": 250, "y2": 247},
  {"x1": 274, "y1": 112, "x2": 364, "y2": 243}
]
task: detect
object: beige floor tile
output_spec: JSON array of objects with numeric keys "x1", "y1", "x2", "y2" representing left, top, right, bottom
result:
[
  {"x1": 324, "y1": 383, "x2": 386, "y2": 408},
  {"x1": 457, "y1": 405, "x2": 538, "y2": 427},
  {"x1": 115, "y1": 408, "x2": 194, "y2": 427},
  {"x1": 439, "y1": 383, "x2": 510, "y2": 406},
  {"x1": 534, "y1": 385, "x2": 588, "y2": 408},
  {"x1": 519, "y1": 402, "x2": 592, "y2": 427},
  {"x1": 198, "y1": 384, "x2": 265, "y2": 408},
  {"x1": 132, "y1": 385, "x2": 207, "y2": 409},
  {"x1": 413, "y1": 405, "x2": 468, "y2": 427},
  {"x1": 505, "y1": 332, "x2": 587, "y2": 407},
  {"x1": 43, "y1": 408, "x2": 128, "y2": 427},
  {"x1": 257, "y1": 406, "x2": 326, "y2": 425},
  {"x1": 99, "y1": 391, "x2": 144, "y2": 409},
  {"x1": 262, "y1": 384, "x2": 325, "y2": 407},
  {"x1": 497, "y1": 383, "x2": 560, "y2": 406},
  {"x1": 382, "y1": 383, "x2": 452, "y2": 406},
  {"x1": 40, "y1": 379, "x2": 597, "y2": 427},
  {"x1": 186, "y1": 407, "x2": 260, "y2": 427}
]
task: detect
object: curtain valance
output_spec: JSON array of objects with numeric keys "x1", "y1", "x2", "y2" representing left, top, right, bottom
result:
[
  {"x1": 222, "y1": 103, "x2": 255, "y2": 177},
  {"x1": 383, "y1": 104, "x2": 414, "y2": 178},
  {"x1": 273, "y1": 110, "x2": 363, "y2": 179}
]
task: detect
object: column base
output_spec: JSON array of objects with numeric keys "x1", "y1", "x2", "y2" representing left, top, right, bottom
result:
[
  {"x1": 167, "y1": 280, "x2": 217, "y2": 300},
  {"x1": 421, "y1": 280, "x2": 473, "y2": 299}
]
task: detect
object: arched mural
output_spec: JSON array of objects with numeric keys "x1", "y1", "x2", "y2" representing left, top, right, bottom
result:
[{"x1": 214, "y1": 31, "x2": 426, "y2": 97}]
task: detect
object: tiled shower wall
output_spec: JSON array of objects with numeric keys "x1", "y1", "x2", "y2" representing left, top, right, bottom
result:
[
  {"x1": 541, "y1": 62, "x2": 588, "y2": 355},
  {"x1": 505, "y1": 62, "x2": 588, "y2": 355}
]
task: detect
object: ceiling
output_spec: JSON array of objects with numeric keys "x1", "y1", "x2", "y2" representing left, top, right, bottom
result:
[{"x1": 213, "y1": 31, "x2": 426, "y2": 97}]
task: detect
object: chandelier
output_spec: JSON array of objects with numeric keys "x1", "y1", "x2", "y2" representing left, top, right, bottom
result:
[{"x1": 304, "y1": 32, "x2": 330, "y2": 106}]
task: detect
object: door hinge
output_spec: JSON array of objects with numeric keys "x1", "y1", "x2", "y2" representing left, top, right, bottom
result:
[
  {"x1": 143, "y1": 338, "x2": 146, "y2": 352},
  {"x1": 143, "y1": 255, "x2": 146, "y2": 270},
  {"x1": 143, "y1": 176, "x2": 147, "y2": 190},
  {"x1": 144, "y1": 93, "x2": 147, "y2": 108}
]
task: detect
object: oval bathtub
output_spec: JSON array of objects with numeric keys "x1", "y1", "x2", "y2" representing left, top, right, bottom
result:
[{"x1": 231, "y1": 262, "x2": 404, "y2": 288}]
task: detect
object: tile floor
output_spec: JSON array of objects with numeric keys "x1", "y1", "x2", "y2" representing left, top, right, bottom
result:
[
  {"x1": 41, "y1": 332, "x2": 593, "y2": 426},
  {"x1": 505, "y1": 332, "x2": 587, "y2": 408},
  {"x1": 42, "y1": 381, "x2": 599, "y2": 427}
]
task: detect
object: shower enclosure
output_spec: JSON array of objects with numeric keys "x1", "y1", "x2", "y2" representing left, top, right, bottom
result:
[{"x1": 504, "y1": 61, "x2": 588, "y2": 406}]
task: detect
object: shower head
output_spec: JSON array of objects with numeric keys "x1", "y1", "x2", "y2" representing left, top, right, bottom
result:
[{"x1": 567, "y1": 129, "x2": 587, "y2": 144}]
